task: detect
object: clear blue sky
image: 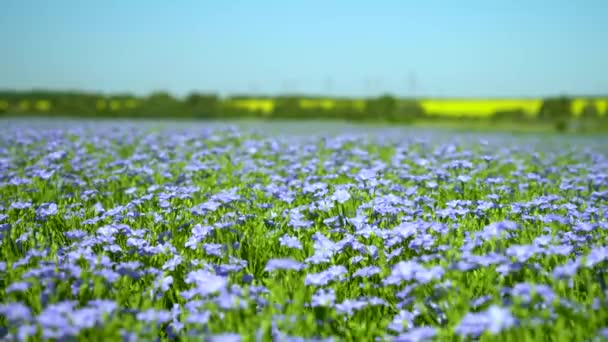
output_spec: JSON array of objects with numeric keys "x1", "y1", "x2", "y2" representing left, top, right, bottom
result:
[{"x1": 1, "y1": 0, "x2": 607, "y2": 98}]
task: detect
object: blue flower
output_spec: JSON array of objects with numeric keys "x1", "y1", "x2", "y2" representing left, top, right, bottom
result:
[
  {"x1": 505, "y1": 244, "x2": 540, "y2": 263},
  {"x1": 387, "y1": 309, "x2": 417, "y2": 332},
  {"x1": 552, "y1": 259, "x2": 580, "y2": 279},
  {"x1": 0, "y1": 302, "x2": 32, "y2": 323},
  {"x1": 455, "y1": 305, "x2": 517, "y2": 337},
  {"x1": 265, "y1": 258, "x2": 305, "y2": 272},
  {"x1": 305, "y1": 266, "x2": 348, "y2": 286},
  {"x1": 203, "y1": 243, "x2": 225, "y2": 257},
  {"x1": 162, "y1": 254, "x2": 183, "y2": 271},
  {"x1": 182, "y1": 269, "x2": 228, "y2": 299},
  {"x1": 334, "y1": 298, "x2": 368, "y2": 316},
  {"x1": 384, "y1": 261, "x2": 443, "y2": 285},
  {"x1": 136, "y1": 309, "x2": 171, "y2": 324},
  {"x1": 37, "y1": 202, "x2": 58, "y2": 218},
  {"x1": 70, "y1": 307, "x2": 101, "y2": 329},
  {"x1": 154, "y1": 275, "x2": 174, "y2": 293},
  {"x1": 394, "y1": 326, "x2": 436, "y2": 342},
  {"x1": 6, "y1": 281, "x2": 31, "y2": 293},
  {"x1": 352, "y1": 265, "x2": 381, "y2": 278},
  {"x1": 279, "y1": 234, "x2": 303, "y2": 250},
  {"x1": 584, "y1": 246, "x2": 608, "y2": 267},
  {"x1": 331, "y1": 189, "x2": 351, "y2": 204},
  {"x1": 206, "y1": 333, "x2": 242, "y2": 342}
]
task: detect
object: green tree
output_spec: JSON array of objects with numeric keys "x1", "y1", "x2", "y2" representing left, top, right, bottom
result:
[
  {"x1": 137, "y1": 91, "x2": 185, "y2": 118},
  {"x1": 394, "y1": 100, "x2": 425, "y2": 122},
  {"x1": 538, "y1": 96, "x2": 573, "y2": 132},
  {"x1": 538, "y1": 96, "x2": 572, "y2": 121},
  {"x1": 364, "y1": 94, "x2": 397, "y2": 121},
  {"x1": 186, "y1": 92, "x2": 219, "y2": 118},
  {"x1": 273, "y1": 96, "x2": 303, "y2": 119}
]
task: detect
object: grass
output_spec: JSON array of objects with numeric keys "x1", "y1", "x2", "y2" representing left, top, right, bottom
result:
[{"x1": 0, "y1": 121, "x2": 607, "y2": 341}]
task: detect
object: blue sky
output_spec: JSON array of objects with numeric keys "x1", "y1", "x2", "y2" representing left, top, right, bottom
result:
[{"x1": 1, "y1": 0, "x2": 606, "y2": 98}]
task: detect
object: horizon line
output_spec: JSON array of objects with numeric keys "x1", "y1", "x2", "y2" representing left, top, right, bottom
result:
[{"x1": 1, "y1": 88, "x2": 607, "y2": 100}]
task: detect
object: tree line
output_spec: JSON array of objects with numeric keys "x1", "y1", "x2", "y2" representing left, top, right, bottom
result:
[{"x1": 1, "y1": 91, "x2": 606, "y2": 130}]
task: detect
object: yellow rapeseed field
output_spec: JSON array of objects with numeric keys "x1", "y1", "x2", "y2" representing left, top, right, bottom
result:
[
  {"x1": 3, "y1": 96, "x2": 606, "y2": 117},
  {"x1": 299, "y1": 99, "x2": 336, "y2": 110},
  {"x1": 598, "y1": 100, "x2": 608, "y2": 114},
  {"x1": 228, "y1": 99, "x2": 275, "y2": 113},
  {"x1": 219, "y1": 97, "x2": 608, "y2": 118},
  {"x1": 419, "y1": 99, "x2": 543, "y2": 118},
  {"x1": 419, "y1": 98, "x2": 607, "y2": 118},
  {"x1": 571, "y1": 99, "x2": 607, "y2": 117}
]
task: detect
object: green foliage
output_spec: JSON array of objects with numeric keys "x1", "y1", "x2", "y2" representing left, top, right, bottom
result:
[
  {"x1": 396, "y1": 99, "x2": 425, "y2": 120},
  {"x1": 185, "y1": 92, "x2": 219, "y2": 118},
  {"x1": 274, "y1": 96, "x2": 308, "y2": 119},
  {"x1": 538, "y1": 97, "x2": 572, "y2": 121},
  {"x1": 554, "y1": 119, "x2": 568, "y2": 132},
  {"x1": 2, "y1": 91, "x2": 607, "y2": 133},
  {"x1": 135, "y1": 92, "x2": 184, "y2": 118},
  {"x1": 491, "y1": 109, "x2": 529, "y2": 122},
  {"x1": 580, "y1": 101, "x2": 600, "y2": 119},
  {"x1": 357, "y1": 95, "x2": 423, "y2": 123},
  {"x1": 364, "y1": 94, "x2": 398, "y2": 121},
  {"x1": 0, "y1": 91, "x2": 422, "y2": 123}
]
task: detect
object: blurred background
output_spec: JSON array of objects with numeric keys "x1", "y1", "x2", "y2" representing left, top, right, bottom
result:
[{"x1": 1, "y1": 0, "x2": 607, "y2": 133}]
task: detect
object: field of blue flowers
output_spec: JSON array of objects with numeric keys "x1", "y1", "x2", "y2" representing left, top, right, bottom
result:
[{"x1": 1, "y1": 121, "x2": 607, "y2": 341}]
